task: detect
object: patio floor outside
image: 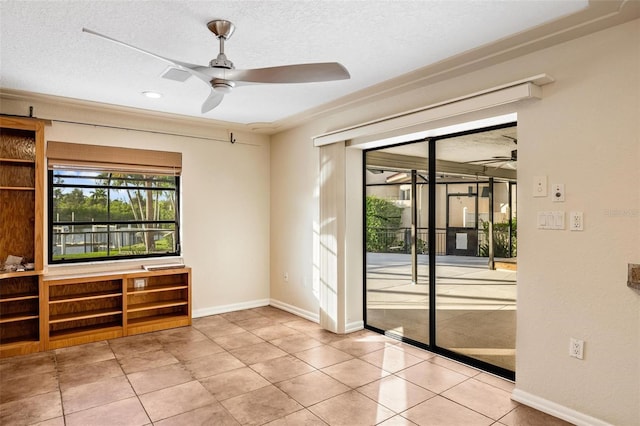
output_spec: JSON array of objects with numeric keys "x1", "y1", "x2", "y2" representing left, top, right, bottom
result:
[{"x1": 366, "y1": 253, "x2": 516, "y2": 371}]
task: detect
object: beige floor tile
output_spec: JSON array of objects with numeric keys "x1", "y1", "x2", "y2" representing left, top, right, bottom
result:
[
  {"x1": 61, "y1": 375, "x2": 135, "y2": 414},
  {"x1": 0, "y1": 390, "x2": 63, "y2": 425},
  {"x1": 294, "y1": 344, "x2": 353, "y2": 368},
  {"x1": 57, "y1": 358, "x2": 124, "y2": 391},
  {"x1": 357, "y1": 375, "x2": 435, "y2": 413},
  {"x1": 230, "y1": 342, "x2": 287, "y2": 365},
  {"x1": 303, "y1": 328, "x2": 350, "y2": 344},
  {"x1": 442, "y1": 378, "x2": 517, "y2": 420},
  {"x1": 264, "y1": 408, "x2": 327, "y2": 425},
  {"x1": 199, "y1": 366, "x2": 270, "y2": 401},
  {"x1": 250, "y1": 354, "x2": 315, "y2": 383},
  {"x1": 498, "y1": 404, "x2": 574, "y2": 426},
  {"x1": 0, "y1": 370, "x2": 58, "y2": 404},
  {"x1": 221, "y1": 385, "x2": 302, "y2": 426},
  {"x1": 402, "y1": 395, "x2": 494, "y2": 426},
  {"x1": 232, "y1": 316, "x2": 277, "y2": 331},
  {"x1": 0, "y1": 351, "x2": 56, "y2": 381},
  {"x1": 276, "y1": 370, "x2": 350, "y2": 407},
  {"x1": 429, "y1": 355, "x2": 481, "y2": 377},
  {"x1": 360, "y1": 345, "x2": 424, "y2": 373},
  {"x1": 270, "y1": 334, "x2": 323, "y2": 353},
  {"x1": 152, "y1": 327, "x2": 208, "y2": 345},
  {"x1": 108, "y1": 334, "x2": 164, "y2": 358},
  {"x1": 65, "y1": 396, "x2": 150, "y2": 426},
  {"x1": 127, "y1": 362, "x2": 193, "y2": 395},
  {"x1": 251, "y1": 324, "x2": 301, "y2": 341},
  {"x1": 55, "y1": 340, "x2": 115, "y2": 366},
  {"x1": 214, "y1": 330, "x2": 265, "y2": 350},
  {"x1": 153, "y1": 402, "x2": 241, "y2": 426},
  {"x1": 281, "y1": 319, "x2": 324, "y2": 333},
  {"x1": 309, "y1": 390, "x2": 395, "y2": 425},
  {"x1": 221, "y1": 309, "x2": 265, "y2": 323},
  {"x1": 196, "y1": 322, "x2": 246, "y2": 338},
  {"x1": 378, "y1": 415, "x2": 419, "y2": 425},
  {"x1": 330, "y1": 336, "x2": 390, "y2": 357},
  {"x1": 139, "y1": 380, "x2": 216, "y2": 422},
  {"x1": 394, "y1": 343, "x2": 436, "y2": 360},
  {"x1": 183, "y1": 351, "x2": 245, "y2": 379},
  {"x1": 31, "y1": 416, "x2": 66, "y2": 426},
  {"x1": 474, "y1": 372, "x2": 515, "y2": 393},
  {"x1": 322, "y1": 358, "x2": 390, "y2": 388},
  {"x1": 396, "y1": 360, "x2": 468, "y2": 394},
  {"x1": 118, "y1": 348, "x2": 180, "y2": 374},
  {"x1": 192, "y1": 315, "x2": 231, "y2": 329},
  {"x1": 257, "y1": 309, "x2": 301, "y2": 323},
  {"x1": 163, "y1": 337, "x2": 225, "y2": 361}
]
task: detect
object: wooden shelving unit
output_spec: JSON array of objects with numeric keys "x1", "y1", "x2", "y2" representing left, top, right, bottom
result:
[
  {"x1": 125, "y1": 268, "x2": 191, "y2": 336},
  {"x1": 42, "y1": 267, "x2": 191, "y2": 349},
  {"x1": 43, "y1": 275, "x2": 125, "y2": 349},
  {"x1": 0, "y1": 117, "x2": 44, "y2": 358}
]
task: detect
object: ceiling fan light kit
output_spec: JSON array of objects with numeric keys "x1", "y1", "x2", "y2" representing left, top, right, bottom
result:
[{"x1": 82, "y1": 19, "x2": 350, "y2": 113}]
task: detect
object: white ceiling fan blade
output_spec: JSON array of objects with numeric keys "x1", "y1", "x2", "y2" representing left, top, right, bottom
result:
[
  {"x1": 82, "y1": 28, "x2": 210, "y2": 82},
  {"x1": 226, "y1": 63, "x2": 350, "y2": 84},
  {"x1": 201, "y1": 90, "x2": 224, "y2": 113}
]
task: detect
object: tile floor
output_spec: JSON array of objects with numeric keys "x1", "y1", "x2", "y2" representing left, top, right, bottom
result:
[{"x1": 0, "y1": 306, "x2": 572, "y2": 425}]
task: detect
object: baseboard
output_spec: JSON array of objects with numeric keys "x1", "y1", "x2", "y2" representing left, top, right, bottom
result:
[
  {"x1": 346, "y1": 320, "x2": 364, "y2": 333},
  {"x1": 269, "y1": 298, "x2": 319, "y2": 323},
  {"x1": 192, "y1": 299, "x2": 270, "y2": 318},
  {"x1": 511, "y1": 389, "x2": 612, "y2": 426}
]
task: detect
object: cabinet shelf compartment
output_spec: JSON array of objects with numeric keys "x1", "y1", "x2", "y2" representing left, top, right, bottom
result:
[
  {"x1": 0, "y1": 163, "x2": 35, "y2": 188},
  {"x1": 45, "y1": 278, "x2": 124, "y2": 348}
]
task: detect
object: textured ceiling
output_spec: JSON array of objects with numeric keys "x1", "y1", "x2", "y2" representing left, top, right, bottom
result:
[{"x1": 1, "y1": 1, "x2": 588, "y2": 125}]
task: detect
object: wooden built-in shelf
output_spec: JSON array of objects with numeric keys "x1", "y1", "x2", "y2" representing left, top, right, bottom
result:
[
  {"x1": 0, "y1": 293, "x2": 40, "y2": 303},
  {"x1": 49, "y1": 290, "x2": 123, "y2": 304},
  {"x1": 0, "y1": 157, "x2": 35, "y2": 164},
  {"x1": 39, "y1": 267, "x2": 191, "y2": 350},
  {"x1": 0, "y1": 186, "x2": 36, "y2": 191},
  {"x1": 49, "y1": 308, "x2": 124, "y2": 324},
  {"x1": 0, "y1": 313, "x2": 40, "y2": 324},
  {"x1": 128, "y1": 300, "x2": 188, "y2": 313}
]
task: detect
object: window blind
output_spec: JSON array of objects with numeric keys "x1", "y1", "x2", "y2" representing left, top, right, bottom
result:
[{"x1": 47, "y1": 141, "x2": 182, "y2": 175}]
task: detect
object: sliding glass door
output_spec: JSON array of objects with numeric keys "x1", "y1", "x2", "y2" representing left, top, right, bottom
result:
[
  {"x1": 364, "y1": 141, "x2": 430, "y2": 345},
  {"x1": 364, "y1": 124, "x2": 517, "y2": 378}
]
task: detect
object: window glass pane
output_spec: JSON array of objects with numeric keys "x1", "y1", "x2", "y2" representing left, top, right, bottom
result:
[{"x1": 50, "y1": 169, "x2": 179, "y2": 263}]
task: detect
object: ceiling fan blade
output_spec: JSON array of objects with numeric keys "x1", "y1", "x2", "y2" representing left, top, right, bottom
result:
[
  {"x1": 201, "y1": 90, "x2": 224, "y2": 113},
  {"x1": 226, "y1": 63, "x2": 350, "y2": 84},
  {"x1": 82, "y1": 28, "x2": 210, "y2": 81}
]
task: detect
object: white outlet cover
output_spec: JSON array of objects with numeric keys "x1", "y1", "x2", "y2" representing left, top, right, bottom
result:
[
  {"x1": 552, "y1": 183, "x2": 565, "y2": 202},
  {"x1": 533, "y1": 175, "x2": 547, "y2": 197}
]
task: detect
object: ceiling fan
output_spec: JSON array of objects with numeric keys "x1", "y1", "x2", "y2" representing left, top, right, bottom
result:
[
  {"x1": 82, "y1": 20, "x2": 350, "y2": 113},
  {"x1": 464, "y1": 135, "x2": 517, "y2": 169}
]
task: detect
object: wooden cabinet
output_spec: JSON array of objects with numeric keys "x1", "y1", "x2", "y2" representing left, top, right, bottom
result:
[
  {"x1": 42, "y1": 268, "x2": 191, "y2": 349},
  {"x1": 0, "y1": 117, "x2": 45, "y2": 357}
]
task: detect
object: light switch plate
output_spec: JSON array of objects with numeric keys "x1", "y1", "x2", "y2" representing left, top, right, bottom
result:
[
  {"x1": 533, "y1": 176, "x2": 547, "y2": 197},
  {"x1": 552, "y1": 183, "x2": 565, "y2": 202}
]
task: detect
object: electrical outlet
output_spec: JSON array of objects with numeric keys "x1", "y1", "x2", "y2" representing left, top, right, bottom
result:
[
  {"x1": 570, "y1": 211, "x2": 584, "y2": 231},
  {"x1": 134, "y1": 278, "x2": 146, "y2": 289},
  {"x1": 569, "y1": 338, "x2": 584, "y2": 359}
]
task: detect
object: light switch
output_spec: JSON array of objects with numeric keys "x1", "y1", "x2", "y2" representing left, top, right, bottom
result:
[{"x1": 533, "y1": 176, "x2": 547, "y2": 197}]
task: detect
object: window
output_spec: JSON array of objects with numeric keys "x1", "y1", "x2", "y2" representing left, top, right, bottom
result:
[{"x1": 47, "y1": 142, "x2": 182, "y2": 264}]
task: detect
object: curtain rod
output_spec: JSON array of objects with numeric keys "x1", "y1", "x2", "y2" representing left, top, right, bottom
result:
[{"x1": 1, "y1": 113, "x2": 261, "y2": 147}]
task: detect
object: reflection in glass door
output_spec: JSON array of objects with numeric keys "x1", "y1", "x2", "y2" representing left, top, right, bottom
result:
[{"x1": 364, "y1": 123, "x2": 518, "y2": 379}]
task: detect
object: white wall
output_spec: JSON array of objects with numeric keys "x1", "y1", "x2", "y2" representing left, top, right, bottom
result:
[
  {"x1": 0, "y1": 97, "x2": 271, "y2": 315},
  {"x1": 270, "y1": 19, "x2": 639, "y2": 425}
]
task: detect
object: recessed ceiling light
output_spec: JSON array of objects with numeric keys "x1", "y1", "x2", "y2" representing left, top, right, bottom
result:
[{"x1": 141, "y1": 91, "x2": 163, "y2": 99}]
